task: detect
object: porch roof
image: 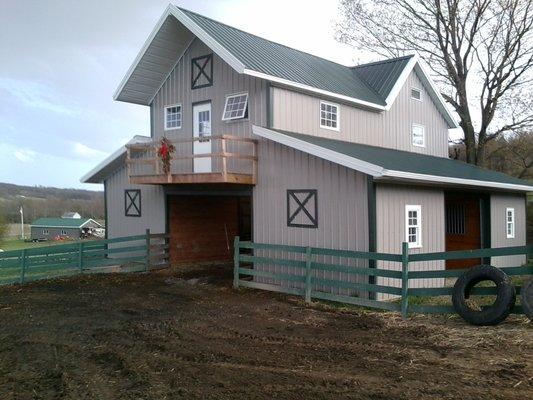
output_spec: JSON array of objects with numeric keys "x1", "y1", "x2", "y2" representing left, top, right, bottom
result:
[{"x1": 252, "y1": 126, "x2": 533, "y2": 192}]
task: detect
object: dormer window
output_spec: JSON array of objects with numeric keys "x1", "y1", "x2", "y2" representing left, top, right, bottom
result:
[
  {"x1": 222, "y1": 93, "x2": 249, "y2": 121},
  {"x1": 320, "y1": 101, "x2": 340, "y2": 131},
  {"x1": 411, "y1": 87, "x2": 422, "y2": 101},
  {"x1": 412, "y1": 123, "x2": 426, "y2": 147}
]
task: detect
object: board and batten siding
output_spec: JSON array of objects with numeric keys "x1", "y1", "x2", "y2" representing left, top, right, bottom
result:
[
  {"x1": 271, "y1": 70, "x2": 449, "y2": 157},
  {"x1": 490, "y1": 193, "x2": 527, "y2": 267},
  {"x1": 105, "y1": 165, "x2": 166, "y2": 239},
  {"x1": 375, "y1": 184, "x2": 445, "y2": 300},
  {"x1": 252, "y1": 139, "x2": 370, "y2": 295}
]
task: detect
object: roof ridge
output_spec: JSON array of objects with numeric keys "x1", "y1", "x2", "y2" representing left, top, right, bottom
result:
[
  {"x1": 176, "y1": 6, "x2": 353, "y2": 70},
  {"x1": 352, "y1": 54, "x2": 414, "y2": 69}
]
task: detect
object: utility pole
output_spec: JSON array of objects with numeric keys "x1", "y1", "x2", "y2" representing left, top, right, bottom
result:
[{"x1": 20, "y1": 205, "x2": 24, "y2": 240}]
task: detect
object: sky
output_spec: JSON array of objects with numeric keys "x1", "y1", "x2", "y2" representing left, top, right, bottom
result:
[{"x1": 0, "y1": 0, "x2": 456, "y2": 191}]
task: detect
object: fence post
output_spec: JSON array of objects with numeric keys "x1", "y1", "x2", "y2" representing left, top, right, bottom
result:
[
  {"x1": 20, "y1": 249, "x2": 27, "y2": 284},
  {"x1": 401, "y1": 242, "x2": 410, "y2": 319},
  {"x1": 233, "y1": 236, "x2": 240, "y2": 289},
  {"x1": 78, "y1": 241, "x2": 84, "y2": 273},
  {"x1": 305, "y1": 247, "x2": 312, "y2": 304},
  {"x1": 145, "y1": 229, "x2": 151, "y2": 272}
]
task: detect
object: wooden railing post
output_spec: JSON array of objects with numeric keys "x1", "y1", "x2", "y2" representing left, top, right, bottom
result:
[
  {"x1": 233, "y1": 236, "x2": 240, "y2": 289},
  {"x1": 252, "y1": 141, "x2": 257, "y2": 184},
  {"x1": 20, "y1": 249, "x2": 27, "y2": 284},
  {"x1": 145, "y1": 229, "x2": 151, "y2": 272},
  {"x1": 221, "y1": 137, "x2": 228, "y2": 179},
  {"x1": 401, "y1": 242, "x2": 410, "y2": 319},
  {"x1": 78, "y1": 241, "x2": 84, "y2": 273},
  {"x1": 305, "y1": 247, "x2": 312, "y2": 303}
]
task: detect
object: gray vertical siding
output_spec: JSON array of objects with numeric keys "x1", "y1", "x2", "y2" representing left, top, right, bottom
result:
[
  {"x1": 490, "y1": 193, "x2": 527, "y2": 267},
  {"x1": 105, "y1": 165, "x2": 166, "y2": 239},
  {"x1": 375, "y1": 184, "x2": 445, "y2": 299},
  {"x1": 252, "y1": 139, "x2": 369, "y2": 295},
  {"x1": 271, "y1": 70, "x2": 449, "y2": 157}
]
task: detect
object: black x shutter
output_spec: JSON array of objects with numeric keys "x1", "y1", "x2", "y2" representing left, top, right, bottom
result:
[
  {"x1": 125, "y1": 189, "x2": 141, "y2": 217},
  {"x1": 287, "y1": 189, "x2": 318, "y2": 228},
  {"x1": 191, "y1": 54, "x2": 213, "y2": 89}
]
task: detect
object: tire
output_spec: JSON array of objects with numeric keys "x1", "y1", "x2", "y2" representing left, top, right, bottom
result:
[
  {"x1": 521, "y1": 278, "x2": 533, "y2": 320},
  {"x1": 452, "y1": 265, "x2": 516, "y2": 326}
]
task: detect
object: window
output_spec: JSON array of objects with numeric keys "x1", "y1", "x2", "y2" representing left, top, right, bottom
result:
[
  {"x1": 405, "y1": 205, "x2": 422, "y2": 248},
  {"x1": 164, "y1": 105, "x2": 182, "y2": 130},
  {"x1": 222, "y1": 93, "x2": 249, "y2": 121},
  {"x1": 60, "y1": 229, "x2": 67, "y2": 236},
  {"x1": 287, "y1": 189, "x2": 318, "y2": 228},
  {"x1": 320, "y1": 101, "x2": 340, "y2": 131},
  {"x1": 191, "y1": 53, "x2": 213, "y2": 89},
  {"x1": 42, "y1": 229, "x2": 49, "y2": 235},
  {"x1": 412, "y1": 123, "x2": 425, "y2": 147},
  {"x1": 125, "y1": 189, "x2": 141, "y2": 217},
  {"x1": 506, "y1": 208, "x2": 515, "y2": 239},
  {"x1": 411, "y1": 87, "x2": 422, "y2": 101}
]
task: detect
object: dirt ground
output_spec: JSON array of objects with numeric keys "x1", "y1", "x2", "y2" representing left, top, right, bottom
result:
[{"x1": 0, "y1": 265, "x2": 531, "y2": 400}]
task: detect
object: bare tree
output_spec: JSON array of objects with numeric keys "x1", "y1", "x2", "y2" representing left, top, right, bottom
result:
[{"x1": 336, "y1": 0, "x2": 533, "y2": 165}]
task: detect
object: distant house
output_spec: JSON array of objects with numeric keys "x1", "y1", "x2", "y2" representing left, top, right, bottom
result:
[
  {"x1": 61, "y1": 212, "x2": 82, "y2": 219},
  {"x1": 30, "y1": 218, "x2": 102, "y2": 240}
]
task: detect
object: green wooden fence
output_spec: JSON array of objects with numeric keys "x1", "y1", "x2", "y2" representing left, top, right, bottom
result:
[
  {"x1": 233, "y1": 237, "x2": 533, "y2": 318},
  {"x1": 0, "y1": 230, "x2": 170, "y2": 286}
]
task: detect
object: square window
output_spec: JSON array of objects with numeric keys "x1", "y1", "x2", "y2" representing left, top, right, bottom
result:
[
  {"x1": 412, "y1": 124, "x2": 425, "y2": 147},
  {"x1": 222, "y1": 93, "x2": 249, "y2": 121},
  {"x1": 411, "y1": 88, "x2": 422, "y2": 101},
  {"x1": 164, "y1": 105, "x2": 182, "y2": 130},
  {"x1": 125, "y1": 189, "x2": 141, "y2": 217},
  {"x1": 320, "y1": 101, "x2": 340, "y2": 131}
]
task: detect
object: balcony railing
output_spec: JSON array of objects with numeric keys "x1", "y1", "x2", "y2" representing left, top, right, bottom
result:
[{"x1": 126, "y1": 135, "x2": 258, "y2": 185}]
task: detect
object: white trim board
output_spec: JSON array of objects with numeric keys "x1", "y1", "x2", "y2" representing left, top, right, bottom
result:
[{"x1": 252, "y1": 126, "x2": 533, "y2": 192}]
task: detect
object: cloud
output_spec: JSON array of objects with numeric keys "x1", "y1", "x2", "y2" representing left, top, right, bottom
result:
[
  {"x1": 13, "y1": 148, "x2": 37, "y2": 163},
  {"x1": 0, "y1": 78, "x2": 79, "y2": 116},
  {"x1": 73, "y1": 142, "x2": 107, "y2": 159}
]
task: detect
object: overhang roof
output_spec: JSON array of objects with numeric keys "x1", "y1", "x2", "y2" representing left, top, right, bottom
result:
[
  {"x1": 253, "y1": 126, "x2": 533, "y2": 192},
  {"x1": 80, "y1": 136, "x2": 151, "y2": 184},
  {"x1": 114, "y1": 5, "x2": 458, "y2": 128},
  {"x1": 31, "y1": 218, "x2": 102, "y2": 229}
]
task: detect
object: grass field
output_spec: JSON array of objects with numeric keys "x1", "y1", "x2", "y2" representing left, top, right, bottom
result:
[{"x1": 0, "y1": 236, "x2": 80, "y2": 252}]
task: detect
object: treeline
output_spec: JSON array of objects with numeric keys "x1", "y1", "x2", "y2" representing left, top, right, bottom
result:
[{"x1": 0, "y1": 183, "x2": 104, "y2": 224}]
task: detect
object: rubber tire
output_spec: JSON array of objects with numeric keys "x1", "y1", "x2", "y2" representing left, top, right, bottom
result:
[
  {"x1": 521, "y1": 278, "x2": 533, "y2": 320},
  {"x1": 452, "y1": 265, "x2": 516, "y2": 326}
]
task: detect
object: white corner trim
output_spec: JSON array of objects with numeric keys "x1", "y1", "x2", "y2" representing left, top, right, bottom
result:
[
  {"x1": 244, "y1": 69, "x2": 387, "y2": 111},
  {"x1": 381, "y1": 170, "x2": 533, "y2": 192},
  {"x1": 252, "y1": 126, "x2": 384, "y2": 177},
  {"x1": 383, "y1": 54, "x2": 418, "y2": 108}
]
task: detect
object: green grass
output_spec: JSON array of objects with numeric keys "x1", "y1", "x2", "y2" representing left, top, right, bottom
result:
[{"x1": 0, "y1": 237, "x2": 93, "y2": 252}]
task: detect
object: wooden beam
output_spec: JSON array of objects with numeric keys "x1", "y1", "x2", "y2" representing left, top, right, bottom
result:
[{"x1": 129, "y1": 172, "x2": 255, "y2": 185}]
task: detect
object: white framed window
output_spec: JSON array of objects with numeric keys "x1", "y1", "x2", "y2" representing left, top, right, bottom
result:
[
  {"x1": 42, "y1": 229, "x2": 49, "y2": 235},
  {"x1": 405, "y1": 205, "x2": 422, "y2": 248},
  {"x1": 411, "y1": 87, "x2": 422, "y2": 101},
  {"x1": 320, "y1": 101, "x2": 340, "y2": 131},
  {"x1": 60, "y1": 229, "x2": 67, "y2": 236},
  {"x1": 164, "y1": 104, "x2": 182, "y2": 130},
  {"x1": 412, "y1": 123, "x2": 426, "y2": 147},
  {"x1": 506, "y1": 208, "x2": 515, "y2": 239},
  {"x1": 222, "y1": 93, "x2": 248, "y2": 121}
]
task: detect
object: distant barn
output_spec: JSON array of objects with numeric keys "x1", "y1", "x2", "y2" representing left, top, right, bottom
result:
[
  {"x1": 61, "y1": 212, "x2": 82, "y2": 219},
  {"x1": 30, "y1": 217, "x2": 102, "y2": 240}
]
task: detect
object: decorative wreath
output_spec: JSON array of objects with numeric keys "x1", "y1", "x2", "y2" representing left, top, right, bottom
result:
[{"x1": 157, "y1": 137, "x2": 175, "y2": 175}]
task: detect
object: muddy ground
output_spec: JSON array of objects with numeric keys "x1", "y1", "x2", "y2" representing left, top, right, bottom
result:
[{"x1": 0, "y1": 265, "x2": 531, "y2": 400}]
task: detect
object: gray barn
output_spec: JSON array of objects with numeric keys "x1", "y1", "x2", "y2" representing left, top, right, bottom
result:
[
  {"x1": 30, "y1": 218, "x2": 102, "y2": 241},
  {"x1": 82, "y1": 5, "x2": 532, "y2": 297}
]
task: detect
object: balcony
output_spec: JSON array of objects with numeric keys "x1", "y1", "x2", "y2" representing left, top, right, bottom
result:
[{"x1": 126, "y1": 135, "x2": 258, "y2": 185}]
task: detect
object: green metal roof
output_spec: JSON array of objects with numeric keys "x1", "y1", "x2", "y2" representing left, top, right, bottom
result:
[
  {"x1": 264, "y1": 128, "x2": 533, "y2": 189},
  {"x1": 30, "y1": 218, "x2": 94, "y2": 228},
  {"x1": 179, "y1": 7, "x2": 401, "y2": 106}
]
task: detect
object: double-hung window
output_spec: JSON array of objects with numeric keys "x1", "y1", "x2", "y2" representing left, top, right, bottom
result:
[
  {"x1": 320, "y1": 101, "x2": 339, "y2": 131},
  {"x1": 412, "y1": 123, "x2": 425, "y2": 147},
  {"x1": 164, "y1": 104, "x2": 182, "y2": 130},
  {"x1": 222, "y1": 93, "x2": 248, "y2": 121},
  {"x1": 42, "y1": 229, "x2": 49, "y2": 235},
  {"x1": 60, "y1": 229, "x2": 68, "y2": 236},
  {"x1": 406, "y1": 205, "x2": 422, "y2": 248},
  {"x1": 506, "y1": 208, "x2": 515, "y2": 239}
]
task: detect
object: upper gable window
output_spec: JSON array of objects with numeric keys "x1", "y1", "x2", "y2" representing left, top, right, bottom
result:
[
  {"x1": 164, "y1": 104, "x2": 182, "y2": 130},
  {"x1": 412, "y1": 123, "x2": 426, "y2": 147},
  {"x1": 411, "y1": 87, "x2": 422, "y2": 101},
  {"x1": 191, "y1": 54, "x2": 213, "y2": 89},
  {"x1": 222, "y1": 93, "x2": 249, "y2": 121},
  {"x1": 320, "y1": 101, "x2": 340, "y2": 131}
]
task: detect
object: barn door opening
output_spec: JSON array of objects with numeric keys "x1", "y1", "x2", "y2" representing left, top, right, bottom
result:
[{"x1": 445, "y1": 192, "x2": 483, "y2": 269}]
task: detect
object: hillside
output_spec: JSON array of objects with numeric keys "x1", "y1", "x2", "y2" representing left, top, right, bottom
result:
[{"x1": 0, "y1": 182, "x2": 104, "y2": 223}]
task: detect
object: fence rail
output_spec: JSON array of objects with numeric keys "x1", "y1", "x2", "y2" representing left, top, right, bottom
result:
[
  {"x1": 0, "y1": 230, "x2": 170, "y2": 286},
  {"x1": 233, "y1": 237, "x2": 533, "y2": 318}
]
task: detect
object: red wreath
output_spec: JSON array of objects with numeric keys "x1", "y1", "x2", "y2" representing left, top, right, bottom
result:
[{"x1": 157, "y1": 137, "x2": 175, "y2": 174}]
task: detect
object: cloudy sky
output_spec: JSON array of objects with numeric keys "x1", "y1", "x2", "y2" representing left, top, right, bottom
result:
[{"x1": 0, "y1": 0, "x2": 365, "y2": 190}]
